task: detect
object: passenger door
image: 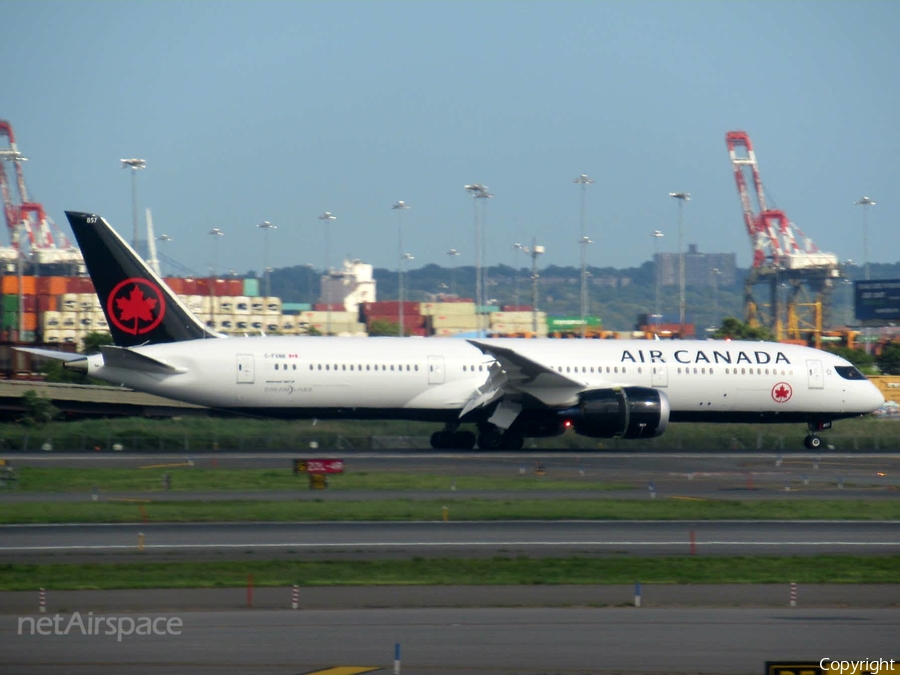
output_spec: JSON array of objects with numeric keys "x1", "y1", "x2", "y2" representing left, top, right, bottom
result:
[
  {"x1": 427, "y1": 355, "x2": 445, "y2": 385},
  {"x1": 236, "y1": 354, "x2": 255, "y2": 384},
  {"x1": 806, "y1": 360, "x2": 824, "y2": 389}
]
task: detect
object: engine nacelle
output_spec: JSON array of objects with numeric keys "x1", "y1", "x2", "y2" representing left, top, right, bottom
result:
[{"x1": 562, "y1": 386, "x2": 670, "y2": 439}]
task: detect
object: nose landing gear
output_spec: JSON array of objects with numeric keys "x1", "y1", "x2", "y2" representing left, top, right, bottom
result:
[{"x1": 804, "y1": 420, "x2": 831, "y2": 450}]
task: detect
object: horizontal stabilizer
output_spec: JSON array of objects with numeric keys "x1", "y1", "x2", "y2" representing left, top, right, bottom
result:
[
  {"x1": 100, "y1": 346, "x2": 186, "y2": 374},
  {"x1": 14, "y1": 347, "x2": 86, "y2": 362}
]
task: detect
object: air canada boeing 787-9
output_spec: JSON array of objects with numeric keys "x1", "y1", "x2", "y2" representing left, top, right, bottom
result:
[{"x1": 21, "y1": 212, "x2": 885, "y2": 450}]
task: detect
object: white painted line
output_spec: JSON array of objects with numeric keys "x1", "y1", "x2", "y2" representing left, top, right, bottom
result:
[{"x1": 2, "y1": 541, "x2": 899, "y2": 552}]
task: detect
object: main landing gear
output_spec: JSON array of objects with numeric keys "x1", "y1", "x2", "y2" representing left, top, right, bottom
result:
[
  {"x1": 476, "y1": 424, "x2": 524, "y2": 451},
  {"x1": 428, "y1": 425, "x2": 525, "y2": 450},
  {"x1": 429, "y1": 427, "x2": 476, "y2": 450}
]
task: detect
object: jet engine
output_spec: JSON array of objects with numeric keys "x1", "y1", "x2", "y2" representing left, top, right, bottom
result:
[{"x1": 562, "y1": 387, "x2": 670, "y2": 438}]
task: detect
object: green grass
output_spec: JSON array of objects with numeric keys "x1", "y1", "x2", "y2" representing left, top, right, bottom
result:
[
  {"x1": 2, "y1": 555, "x2": 898, "y2": 591},
  {"x1": 0, "y1": 412, "x2": 897, "y2": 451},
  {"x1": 13, "y1": 467, "x2": 627, "y2": 493},
  {"x1": 5, "y1": 498, "x2": 900, "y2": 525}
]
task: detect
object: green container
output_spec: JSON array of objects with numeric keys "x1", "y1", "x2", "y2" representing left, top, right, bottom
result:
[
  {"x1": 282, "y1": 302, "x2": 311, "y2": 313},
  {"x1": 2, "y1": 295, "x2": 18, "y2": 312},
  {"x1": 2, "y1": 311, "x2": 18, "y2": 330},
  {"x1": 243, "y1": 278, "x2": 260, "y2": 297},
  {"x1": 477, "y1": 305, "x2": 500, "y2": 313},
  {"x1": 546, "y1": 316, "x2": 603, "y2": 331}
]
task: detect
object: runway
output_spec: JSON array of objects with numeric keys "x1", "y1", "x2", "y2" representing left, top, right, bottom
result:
[
  {"x1": 4, "y1": 607, "x2": 898, "y2": 675},
  {"x1": 3, "y1": 521, "x2": 899, "y2": 560}
]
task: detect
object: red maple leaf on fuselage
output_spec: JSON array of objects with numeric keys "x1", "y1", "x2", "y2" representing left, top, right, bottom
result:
[{"x1": 115, "y1": 285, "x2": 158, "y2": 334}]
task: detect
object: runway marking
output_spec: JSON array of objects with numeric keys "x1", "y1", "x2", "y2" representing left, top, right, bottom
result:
[
  {"x1": 105, "y1": 498, "x2": 152, "y2": 503},
  {"x1": 299, "y1": 668, "x2": 380, "y2": 675},
  {"x1": 139, "y1": 462, "x2": 193, "y2": 469},
  {"x1": 669, "y1": 496, "x2": 710, "y2": 501},
  {"x1": 3, "y1": 541, "x2": 900, "y2": 552}
]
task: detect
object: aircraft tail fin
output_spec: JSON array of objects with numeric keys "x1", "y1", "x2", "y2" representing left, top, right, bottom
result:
[{"x1": 65, "y1": 211, "x2": 218, "y2": 347}]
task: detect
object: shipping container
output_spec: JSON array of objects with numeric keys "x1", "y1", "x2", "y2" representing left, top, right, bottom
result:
[
  {"x1": 231, "y1": 297, "x2": 250, "y2": 314},
  {"x1": 164, "y1": 277, "x2": 185, "y2": 294},
  {"x1": 36, "y1": 276, "x2": 67, "y2": 295},
  {"x1": 419, "y1": 301, "x2": 477, "y2": 317},
  {"x1": 226, "y1": 279, "x2": 243, "y2": 296},
  {"x1": 243, "y1": 278, "x2": 260, "y2": 297},
  {"x1": 264, "y1": 297, "x2": 282, "y2": 315},
  {"x1": 2, "y1": 311, "x2": 17, "y2": 330},
  {"x1": 546, "y1": 316, "x2": 603, "y2": 331},
  {"x1": 501, "y1": 305, "x2": 534, "y2": 312},
  {"x1": 2, "y1": 295, "x2": 18, "y2": 312},
  {"x1": 60, "y1": 293, "x2": 78, "y2": 311},
  {"x1": 281, "y1": 302, "x2": 311, "y2": 313},
  {"x1": 60, "y1": 312, "x2": 78, "y2": 329},
  {"x1": 362, "y1": 301, "x2": 421, "y2": 317},
  {"x1": 42, "y1": 311, "x2": 62, "y2": 330},
  {"x1": 37, "y1": 295, "x2": 58, "y2": 312},
  {"x1": 66, "y1": 277, "x2": 94, "y2": 294},
  {"x1": 44, "y1": 330, "x2": 61, "y2": 343},
  {"x1": 429, "y1": 314, "x2": 480, "y2": 330},
  {"x1": 1, "y1": 276, "x2": 36, "y2": 295},
  {"x1": 431, "y1": 327, "x2": 475, "y2": 337}
]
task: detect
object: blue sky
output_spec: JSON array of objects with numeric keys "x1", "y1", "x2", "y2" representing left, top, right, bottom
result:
[{"x1": 2, "y1": 1, "x2": 898, "y2": 277}]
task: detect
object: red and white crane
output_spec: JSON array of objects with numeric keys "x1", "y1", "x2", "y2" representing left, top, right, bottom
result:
[
  {"x1": 725, "y1": 130, "x2": 841, "y2": 338},
  {"x1": 0, "y1": 120, "x2": 78, "y2": 262}
]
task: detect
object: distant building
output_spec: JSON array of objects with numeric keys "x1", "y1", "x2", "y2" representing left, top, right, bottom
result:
[
  {"x1": 320, "y1": 259, "x2": 376, "y2": 313},
  {"x1": 656, "y1": 244, "x2": 737, "y2": 288}
]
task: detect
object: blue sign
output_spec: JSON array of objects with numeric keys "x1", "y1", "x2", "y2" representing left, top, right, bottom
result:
[{"x1": 855, "y1": 279, "x2": 900, "y2": 322}]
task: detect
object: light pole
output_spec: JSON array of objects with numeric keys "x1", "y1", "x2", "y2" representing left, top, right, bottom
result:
[
  {"x1": 318, "y1": 211, "x2": 336, "y2": 335},
  {"x1": 475, "y1": 188, "x2": 494, "y2": 336},
  {"x1": 392, "y1": 200, "x2": 411, "y2": 336},
  {"x1": 304, "y1": 263, "x2": 315, "y2": 305},
  {"x1": 573, "y1": 173, "x2": 594, "y2": 338},
  {"x1": 465, "y1": 184, "x2": 490, "y2": 336},
  {"x1": 527, "y1": 239, "x2": 545, "y2": 333},
  {"x1": 668, "y1": 192, "x2": 691, "y2": 335},
  {"x1": 711, "y1": 267, "x2": 721, "y2": 332},
  {"x1": 257, "y1": 221, "x2": 276, "y2": 297},
  {"x1": 512, "y1": 242, "x2": 526, "y2": 308},
  {"x1": 209, "y1": 228, "x2": 224, "y2": 327},
  {"x1": 855, "y1": 196, "x2": 875, "y2": 354},
  {"x1": 854, "y1": 197, "x2": 875, "y2": 281},
  {"x1": 120, "y1": 158, "x2": 146, "y2": 249},
  {"x1": 651, "y1": 230, "x2": 664, "y2": 330},
  {"x1": 446, "y1": 248, "x2": 460, "y2": 296}
]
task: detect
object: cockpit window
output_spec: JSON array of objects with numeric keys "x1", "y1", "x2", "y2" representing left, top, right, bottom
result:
[{"x1": 835, "y1": 366, "x2": 866, "y2": 380}]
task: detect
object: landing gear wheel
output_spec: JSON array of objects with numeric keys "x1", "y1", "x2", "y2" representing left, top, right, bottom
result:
[
  {"x1": 430, "y1": 431, "x2": 450, "y2": 450},
  {"x1": 501, "y1": 432, "x2": 524, "y2": 451},
  {"x1": 454, "y1": 430, "x2": 477, "y2": 450},
  {"x1": 477, "y1": 429, "x2": 504, "y2": 450},
  {"x1": 804, "y1": 435, "x2": 822, "y2": 450}
]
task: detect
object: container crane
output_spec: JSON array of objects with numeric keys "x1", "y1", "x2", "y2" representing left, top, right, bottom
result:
[
  {"x1": 0, "y1": 120, "x2": 81, "y2": 267},
  {"x1": 725, "y1": 130, "x2": 841, "y2": 347}
]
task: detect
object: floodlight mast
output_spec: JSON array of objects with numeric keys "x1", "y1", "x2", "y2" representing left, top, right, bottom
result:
[
  {"x1": 392, "y1": 200, "x2": 411, "y2": 336},
  {"x1": 318, "y1": 212, "x2": 337, "y2": 335},
  {"x1": 256, "y1": 221, "x2": 276, "y2": 297},
  {"x1": 209, "y1": 227, "x2": 224, "y2": 326},
  {"x1": 573, "y1": 174, "x2": 594, "y2": 338},
  {"x1": 668, "y1": 192, "x2": 691, "y2": 335},
  {"x1": 651, "y1": 229, "x2": 664, "y2": 329},
  {"x1": 120, "y1": 158, "x2": 146, "y2": 248},
  {"x1": 855, "y1": 196, "x2": 876, "y2": 355},
  {"x1": 446, "y1": 248, "x2": 460, "y2": 296}
]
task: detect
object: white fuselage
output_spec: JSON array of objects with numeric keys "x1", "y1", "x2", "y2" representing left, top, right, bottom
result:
[{"x1": 82, "y1": 336, "x2": 884, "y2": 423}]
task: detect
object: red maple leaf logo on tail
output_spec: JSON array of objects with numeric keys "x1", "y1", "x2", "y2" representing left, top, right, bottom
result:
[{"x1": 108, "y1": 279, "x2": 166, "y2": 336}]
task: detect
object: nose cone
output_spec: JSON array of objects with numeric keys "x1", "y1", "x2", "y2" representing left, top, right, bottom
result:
[{"x1": 868, "y1": 382, "x2": 886, "y2": 412}]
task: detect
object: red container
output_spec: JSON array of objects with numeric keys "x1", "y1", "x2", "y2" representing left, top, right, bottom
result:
[
  {"x1": 37, "y1": 295, "x2": 58, "y2": 312},
  {"x1": 502, "y1": 305, "x2": 534, "y2": 312},
  {"x1": 22, "y1": 295, "x2": 37, "y2": 313},
  {"x1": 164, "y1": 277, "x2": 185, "y2": 294},
  {"x1": 194, "y1": 278, "x2": 210, "y2": 294},
  {"x1": 226, "y1": 279, "x2": 243, "y2": 296},
  {"x1": 66, "y1": 277, "x2": 95, "y2": 294},
  {"x1": 182, "y1": 279, "x2": 198, "y2": 295}
]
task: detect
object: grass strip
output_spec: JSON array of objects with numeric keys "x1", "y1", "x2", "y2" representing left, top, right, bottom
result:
[
  {"x1": 13, "y1": 468, "x2": 626, "y2": 493},
  {"x1": 5, "y1": 498, "x2": 900, "y2": 524},
  {"x1": 2, "y1": 556, "x2": 899, "y2": 591}
]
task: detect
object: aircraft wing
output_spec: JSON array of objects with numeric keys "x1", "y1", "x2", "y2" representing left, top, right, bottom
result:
[
  {"x1": 466, "y1": 339, "x2": 583, "y2": 390},
  {"x1": 100, "y1": 346, "x2": 187, "y2": 374}
]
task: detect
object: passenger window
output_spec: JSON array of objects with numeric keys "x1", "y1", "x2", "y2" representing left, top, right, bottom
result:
[
  {"x1": 342, "y1": 365, "x2": 346, "y2": 371},
  {"x1": 325, "y1": 365, "x2": 330, "y2": 371}
]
